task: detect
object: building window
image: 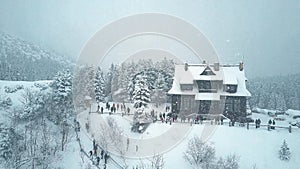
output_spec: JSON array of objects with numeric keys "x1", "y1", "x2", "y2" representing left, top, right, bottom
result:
[
  {"x1": 180, "y1": 84, "x2": 193, "y2": 91},
  {"x1": 224, "y1": 85, "x2": 237, "y2": 93},
  {"x1": 197, "y1": 80, "x2": 217, "y2": 93}
]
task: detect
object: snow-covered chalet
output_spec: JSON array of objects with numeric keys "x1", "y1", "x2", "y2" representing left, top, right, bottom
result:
[{"x1": 168, "y1": 62, "x2": 251, "y2": 120}]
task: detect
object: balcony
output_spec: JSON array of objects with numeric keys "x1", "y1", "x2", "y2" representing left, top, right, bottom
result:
[
  {"x1": 195, "y1": 93, "x2": 220, "y2": 101},
  {"x1": 198, "y1": 88, "x2": 217, "y2": 93}
]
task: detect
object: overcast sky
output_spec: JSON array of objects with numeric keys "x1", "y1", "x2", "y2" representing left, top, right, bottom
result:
[{"x1": 0, "y1": 0, "x2": 299, "y2": 78}]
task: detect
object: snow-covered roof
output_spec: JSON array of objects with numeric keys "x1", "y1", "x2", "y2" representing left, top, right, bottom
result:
[
  {"x1": 223, "y1": 67, "x2": 238, "y2": 85},
  {"x1": 174, "y1": 65, "x2": 194, "y2": 84},
  {"x1": 168, "y1": 79, "x2": 196, "y2": 95},
  {"x1": 168, "y1": 63, "x2": 251, "y2": 98}
]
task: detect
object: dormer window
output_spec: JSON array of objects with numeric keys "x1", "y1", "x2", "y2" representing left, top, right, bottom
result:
[
  {"x1": 200, "y1": 66, "x2": 216, "y2": 75},
  {"x1": 224, "y1": 85, "x2": 237, "y2": 93},
  {"x1": 180, "y1": 84, "x2": 193, "y2": 91}
]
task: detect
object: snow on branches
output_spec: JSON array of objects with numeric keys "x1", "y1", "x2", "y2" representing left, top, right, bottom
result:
[
  {"x1": 94, "y1": 66, "x2": 106, "y2": 104},
  {"x1": 279, "y1": 139, "x2": 291, "y2": 161}
]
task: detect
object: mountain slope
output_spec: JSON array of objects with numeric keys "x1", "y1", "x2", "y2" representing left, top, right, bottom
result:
[{"x1": 0, "y1": 32, "x2": 74, "y2": 81}]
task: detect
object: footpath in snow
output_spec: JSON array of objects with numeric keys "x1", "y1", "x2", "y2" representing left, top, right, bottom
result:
[{"x1": 78, "y1": 110, "x2": 193, "y2": 158}]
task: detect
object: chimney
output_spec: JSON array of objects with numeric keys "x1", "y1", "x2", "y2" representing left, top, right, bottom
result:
[
  {"x1": 184, "y1": 63, "x2": 188, "y2": 71},
  {"x1": 239, "y1": 62, "x2": 244, "y2": 71},
  {"x1": 214, "y1": 62, "x2": 220, "y2": 71}
]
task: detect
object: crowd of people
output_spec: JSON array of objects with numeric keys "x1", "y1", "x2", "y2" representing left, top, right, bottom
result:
[
  {"x1": 158, "y1": 112, "x2": 178, "y2": 125},
  {"x1": 255, "y1": 119, "x2": 262, "y2": 128},
  {"x1": 96, "y1": 102, "x2": 131, "y2": 116},
  {"x1": 89, "y1": 139, "x2": 110, "y2": 168},
  {"x1": 268, "y1": 119, "x2": 276, "y2": 130}
]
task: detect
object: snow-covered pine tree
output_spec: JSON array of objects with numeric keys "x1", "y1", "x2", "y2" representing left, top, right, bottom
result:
[
  {"x1": 268, "y1": 92, "x2": 278, "y2": 110},
  {"x1": 287, "y1": 94, "x2": 299, "y2": 110},
  {"x1": 94, "y1": 66, "x2": 105, "y2": 104},
  {"x1": 118, "y1": 63, "x2": 129, "y2": 90},
  {"x1": 126, "y1": 62, "x2": 137, "y2": 101},
  {"x1": 86, "y1": 66, "x2": 95, "y2": 99},
  {"x1": 73, "y1": 65, "x2": 96, "y2": 107},
  {"x1": 268, "y1": 92, "x2": 287, "y2": 111},
  {"x1": 151, "y1": 73, "x2": 167, "y2": 106},
  {"x1": 155, "y1": 73, "x2": 168, "y2": 91},
  {"x1": 0, "y1": 124, "x2": 22, "y2": 161},
  {"x1": 144, "y1": 68, "x2": 157, "y2": 91},
  {"x1": 279, "y1": 139, "x2": 291, "y2": 161},
  {"x1": 104, "y1": 63, "x2": 115, "y2": 101},
  {"x1": 156, "y1": 58, "x2": 175, "y2": 91},
  {"x1": 0, "y1": 125, "x2": 13, "y2": 161},
  {"x1": 132, "y1": 74, "x2": 151, "y2": 109},
  {"x1": 277, "y1": 92, "x2": 287, "y2": 111},
  {"x1": 257, "y1": 91, "x2": 268, "y2": 109},
  {"x1": 127, "y1": 79, "x2": 135, "y2": 102},
  {"x1": 52, "y1": 70, "x2": 73, "y2": 108},
  {"x1": 115, "y1": 63, "x2": 130, "y2": 102},
  {"x1": 111, "y1": 65, "x2": 120, "y2": 99},
  {"x1": 131, "y1": 74, "x2": 151, "y2": 127},
  {"x1": 51, "y1": 70, "x2": 73, "y2": 151}
]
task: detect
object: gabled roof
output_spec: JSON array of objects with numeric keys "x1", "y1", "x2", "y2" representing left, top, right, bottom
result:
[{"x1": 200, "y1": 66, "x2": 216, "y2": 75}]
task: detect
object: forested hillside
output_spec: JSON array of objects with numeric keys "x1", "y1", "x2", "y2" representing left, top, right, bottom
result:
[
  {"x1": 247, "y1": 74, "x2": 300, "y2": 111},
  {"x1": 0, "y1": 32, "x2": 73, "y2": 81}
]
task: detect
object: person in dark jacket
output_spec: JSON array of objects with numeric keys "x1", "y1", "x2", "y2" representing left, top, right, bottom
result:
[
  {"x1": 127, "y1": 107, "x2": 130, "y2": 115},
  {"x1": 257, "y1": 119, "x2": 261, "y2": 128},
  {"x1": 104, "y1": 153, "x2": 109, "y2": 164},
  {"x1": 255, "y1": 119, "x2": 258, "y2": 128},
  {"x1": 97, "y1": 105, "x2": 100, "y2": 112},
  {"x1": 110, "y1": 106, "x2": 114, "y2": 113},
  {"x1": 96, "y1": 156, "x2": 100, "y2": 165},
  {"x1": 272, "y1": 120, "x2": 276, "y2": 129},
  {"x1": 101, "y1": 150, "x2": 104, "y2": 159},
  {"x1": 268, "y1": 119, "x2": 272, "y2": 125}
]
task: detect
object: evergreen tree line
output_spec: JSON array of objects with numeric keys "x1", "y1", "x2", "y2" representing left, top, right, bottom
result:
[
  {"x1": 0, "y1": 32, "x2": 73, "y2": 81},
  {"x1": 73, "y1": 58, "x2": 175, "y2": 108},
  {"x1": 0, "y1": 70, "x2": 75, "y2": 169},
  {"x1": 247, "y1": 74, "x2": 300, "y2": 111}
]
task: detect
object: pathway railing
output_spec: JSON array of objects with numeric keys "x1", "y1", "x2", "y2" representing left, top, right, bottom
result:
[{"x1": 74, "y1": 121, "x2": 125, "y2": 169}]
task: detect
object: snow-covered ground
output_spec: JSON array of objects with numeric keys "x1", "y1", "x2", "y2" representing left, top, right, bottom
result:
[
  {"x1": 163, "y1": 124, "x2": 300, "y2": 169},
  {"x1": 0, "y1": 80, "x2": 52, "y2": 119},
  {"x1": 78, "y1": 113, "x2": 300, "y2": 169},
  {"x1": 77, "y1": 103, "x2": 300, "y2": 169},
  {"x1": 1, "y1": 80, "x2": 300, "y2": 169},
  {"x1": 0, "y1": 80, "x2": 52, "y2": 107},
  {"x1": 101, "y1": 114, "x2": 173, "y2": 139}
]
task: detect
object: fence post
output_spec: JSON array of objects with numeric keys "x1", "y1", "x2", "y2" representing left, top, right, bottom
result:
[{"x1": 289, "y1": 125, "x2": 292, "y2": 133}]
